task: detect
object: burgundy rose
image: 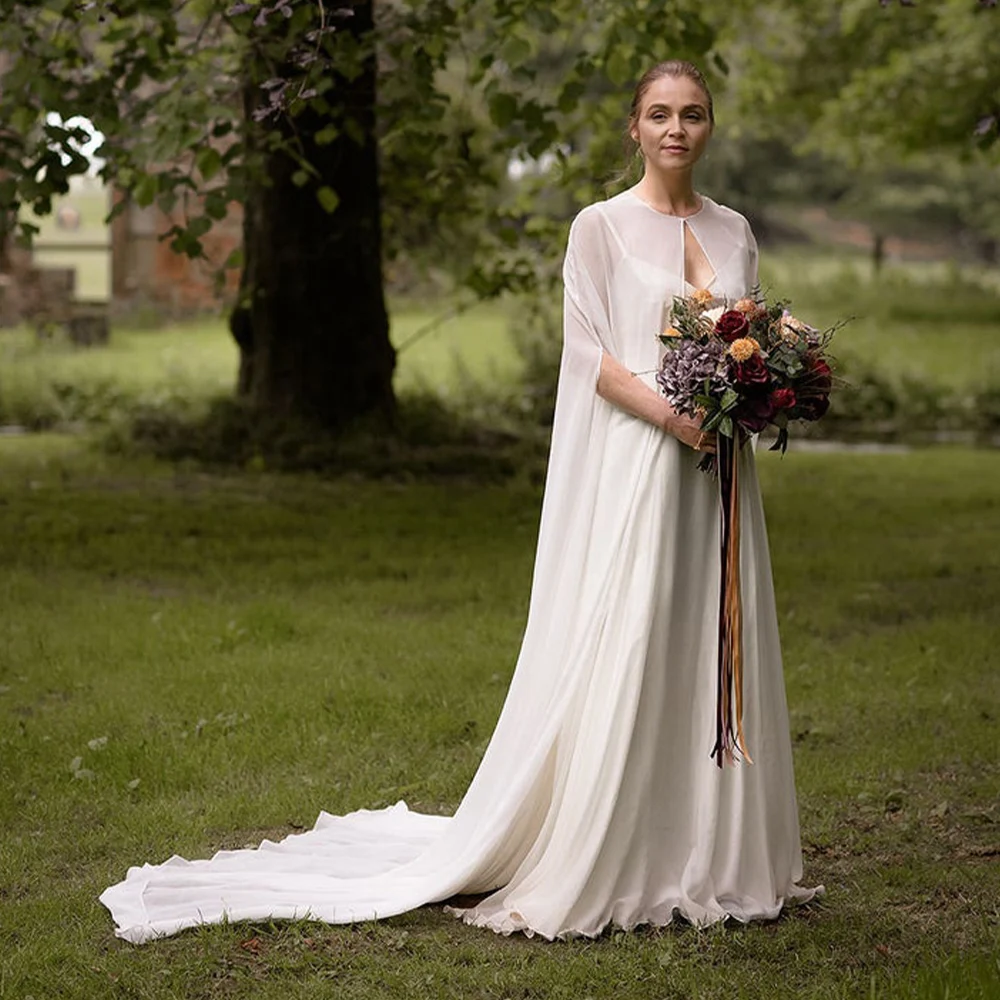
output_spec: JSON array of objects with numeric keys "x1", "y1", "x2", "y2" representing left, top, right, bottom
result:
[
  {"x1": 796, "y1": 393, "x2": 830, "y2": 421},
  {"x1": 796, "y1": 356, "x2": 832, "y2": 420},
  {"x1": 805, "y1": 356, "x2": 833, "y2": 391},
  {"x1": 714, "y1": 310, "x2": 750, "y2": 343},
  {"x1": 733, "y1": 353, "x2": 770, "y2": 388},
  {"x1": 770, "y1": 387, "x2": 796, "y2": 410},
  {"x1": 736, "y1": 395, "x2": 777, "y2": 433}
]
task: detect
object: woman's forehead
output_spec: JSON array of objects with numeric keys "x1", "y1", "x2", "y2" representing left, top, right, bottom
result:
[{"x1": 640, "y1": 75, "x2": 708, "y2": 109}]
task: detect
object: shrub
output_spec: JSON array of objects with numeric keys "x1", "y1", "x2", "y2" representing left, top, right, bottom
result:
[{"x1": 102, "y1": 392, "x2": 538, "y2": 481}]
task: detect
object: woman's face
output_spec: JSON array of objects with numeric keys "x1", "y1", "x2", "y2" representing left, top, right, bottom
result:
[{"x1": 630, "y1": 75, "x2": 713, "y2": 173}]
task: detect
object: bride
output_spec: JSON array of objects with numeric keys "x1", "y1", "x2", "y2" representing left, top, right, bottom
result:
[{"x1": 101, "y1": 60, "x2": 821, "y2": 943}]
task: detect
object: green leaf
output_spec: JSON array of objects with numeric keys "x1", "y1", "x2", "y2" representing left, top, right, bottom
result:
[
  {"x1": 291, "y1": 169, "x2": 310, "y2": 187},
  {"x1": 488, "y1": 93, "x2": 518, "y2": 128},
  {"x1": 317, "y1": 186, "x2": 339, "y2": 214},
  {"x1": 187, "y1": 215, "x2": 212, "y2": 239},
  {"x1": 558, "y1": 79, "x2": 585, "y2": 114},
  {"x1": 169, "y1": 230, "x2": 203, "y2": 259},
  {"x1": 501, "y1": 35, "x2": 532, "y2": 68},
  {"x1": 343, "y1": 118, "x2": 366, "y2": 147},
  {"x1": 224, "y1": 247, "x2": 244, "y2": 270},
  {"x1": 605, "y1": 47, "x2": 634, "y2": 87},
  {"x1": 196, "y1": 147, "x2": 222, "y2": 181},
  {"x1": 11, "y1": 106, "x2": 37, "y2": 137},
  {"x1": 720, "y1": 388, "x2": 739, "y2": 411},
  {"x1": 703, "y1": 410, "x2": 724, "y2": 432},
  {"x1": 205, "y1": 191, "x2": 228, "y2": 220},
  {"x1": 134, "y1": 174, "x2": 157, "y2": 207},
  {"x1": 719, "y1": 415, "x2": 734, "y2": 438},
  {"x1": 314, "y1": 125, "x2": 339, "y2": 147}
]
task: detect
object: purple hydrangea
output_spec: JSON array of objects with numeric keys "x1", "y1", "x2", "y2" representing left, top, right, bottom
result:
[{"x1": 656, "y1": 338, "x2": 730, "y2": 418}]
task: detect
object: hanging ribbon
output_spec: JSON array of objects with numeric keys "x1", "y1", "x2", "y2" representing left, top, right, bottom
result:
[{"x1": 710, "y1": 433, "x2": 753, "y2": 768}]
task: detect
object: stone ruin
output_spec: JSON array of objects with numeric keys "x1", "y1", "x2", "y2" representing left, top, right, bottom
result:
[{"x1": 0, "y1": 189, "x2": 242, "y2": 343}]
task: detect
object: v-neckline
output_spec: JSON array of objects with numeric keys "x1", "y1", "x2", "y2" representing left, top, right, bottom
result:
[
  {"x1": 684, "y1": 276, "x2": 717, "y2": 293},
  {"x1": 683, "y1": 222, "x2": 718, "y2": 292}
]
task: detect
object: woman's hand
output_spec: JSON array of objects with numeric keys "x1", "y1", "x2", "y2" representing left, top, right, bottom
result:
[
  {"x1": 668, "y1": 413, "x2": 716, "y2": 453},
  {"x1": 593, "y1": 354, "x2": 716, "y2": 453}
]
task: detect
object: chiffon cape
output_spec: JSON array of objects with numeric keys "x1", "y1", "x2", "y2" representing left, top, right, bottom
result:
[{"x1": 100, "y1": 190, "x2": 821, "y2": 943}]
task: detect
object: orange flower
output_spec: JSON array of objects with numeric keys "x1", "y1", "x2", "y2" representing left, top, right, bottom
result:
[
  {"x1": 734, "y1": 297, "x2": 756, "y2": 315},
  {"x1": 728, "y1": 336, "x2": 761, "y2": 362},
  {"x1": 662, "y1": 326, "x2": 682, "y2": 338},
  {"x1": 690, "y1": 288, "x2": 714, "y2": 308}
]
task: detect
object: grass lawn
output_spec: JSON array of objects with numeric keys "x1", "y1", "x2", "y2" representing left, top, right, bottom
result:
[
  {"x1": 0, "y1": 438, "x2": 997, "y2": 999},
  {"x1": 0, "y1": 302, "x2": 515, "y2": 429}
]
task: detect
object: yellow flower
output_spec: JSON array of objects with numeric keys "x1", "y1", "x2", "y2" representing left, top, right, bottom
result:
[
  {"x1": 728, "y1": 337, "x2": 760, "y2": 362},
  {"x1": 690, "y1": 288, "x2": 714, "y2": 308},
  {"x1": 662, "y1": 326, "x2": 682, "y2": 338}
]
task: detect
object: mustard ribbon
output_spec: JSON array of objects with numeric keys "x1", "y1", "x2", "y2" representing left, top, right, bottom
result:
[{"x1": 711, "y1": 434, "x2": 753, "y2": 768}]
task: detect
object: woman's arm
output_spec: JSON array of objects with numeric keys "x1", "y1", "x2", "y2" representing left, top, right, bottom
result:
[{"x1": 596, "y1": 352, "x2": 715, "y2": 453}]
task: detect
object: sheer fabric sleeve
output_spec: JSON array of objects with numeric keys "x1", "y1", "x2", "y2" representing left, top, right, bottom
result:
[
  {"x1": 561, "y1": 206, "x2": 615, "y2": 391},
  {"x1": 744, "y1": 217, "x2": 760, "y2": 292},
  {"x1": 520, "y1": 204, "x2": 619, "y2": 639}
]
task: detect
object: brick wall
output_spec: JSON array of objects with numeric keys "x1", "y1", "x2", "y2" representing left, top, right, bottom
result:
[{"x1": 110, "y1": 190, "x2": 243, "y2": 317}]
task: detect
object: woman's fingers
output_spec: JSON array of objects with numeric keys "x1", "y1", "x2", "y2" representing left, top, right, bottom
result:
[{"x1": 697, "y1": 431, "x2": 717, "y2": 454}]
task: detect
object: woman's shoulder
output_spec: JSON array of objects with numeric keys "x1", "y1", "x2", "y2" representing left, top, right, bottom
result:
[
  {"x1": 701, "y1": 196, "x2": 756, "y2": 241},
  {"x1": 565, "y1": 197, "x2": 623, "y2": 258},
  {"x1": 568, "y1": 197, "x2": 614, "y2": 234}
]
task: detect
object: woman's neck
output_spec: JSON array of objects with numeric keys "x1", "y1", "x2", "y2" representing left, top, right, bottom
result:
[{"x1": 634, "y1": 169, "x2": 700, "y2": 216}]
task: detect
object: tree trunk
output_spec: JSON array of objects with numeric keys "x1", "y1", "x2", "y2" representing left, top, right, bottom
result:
[
  {"x1": 872, "y1": 231, "x2": 885, "y2": 275},
  {"x1": 231, "y1": 1, "x2": 395, "y2": 429}
]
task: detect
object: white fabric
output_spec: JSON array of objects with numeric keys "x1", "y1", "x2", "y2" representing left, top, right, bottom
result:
[{"x1": 100, "y1": 189, "x2": 821, "y2": 943}]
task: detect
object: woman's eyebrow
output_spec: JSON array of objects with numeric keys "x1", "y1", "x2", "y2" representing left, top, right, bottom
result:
[{"x1": 646, "y1": 102, "x2": 706, "y2": 113}]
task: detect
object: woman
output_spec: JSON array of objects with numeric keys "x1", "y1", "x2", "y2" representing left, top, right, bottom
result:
[{"x1": 101, "y1": 61, "x2": 821, "y2": 943}]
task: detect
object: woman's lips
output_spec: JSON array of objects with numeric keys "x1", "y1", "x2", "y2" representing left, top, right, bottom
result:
[{"x1": 663, "y1": 145, "x2": 689, "y2": 153}]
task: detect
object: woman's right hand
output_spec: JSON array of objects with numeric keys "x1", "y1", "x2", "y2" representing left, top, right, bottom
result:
[{"x1": 668, "y1": 413, "x2": 716, "y2": 454}]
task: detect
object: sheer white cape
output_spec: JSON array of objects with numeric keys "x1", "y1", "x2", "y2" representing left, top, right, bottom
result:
[{"x1": 100, "y1": 189, "x2": 821, "y2": 943}]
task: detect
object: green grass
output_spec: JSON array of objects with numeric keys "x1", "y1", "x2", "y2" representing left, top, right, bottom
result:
[
  {"x1": 388, "y1": 299, "x2": 519, "y2": 392},
  {"x1": 0, "y1": 303, "x2": 516, "y2": 429},
  {"x1": 0, "y1": 438, "x2": 997, "y2": 999}
]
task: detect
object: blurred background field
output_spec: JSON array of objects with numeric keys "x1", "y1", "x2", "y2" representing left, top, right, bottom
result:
[{"x1": 3, "y1": 225, "x2": 998, "y2": 442}]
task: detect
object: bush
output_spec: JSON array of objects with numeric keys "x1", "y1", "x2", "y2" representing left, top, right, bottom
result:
[
  {"x1": 103, "y1": 392, "x2": 542, "y2": 482},
  {"x1": 505, "y1": 291, "x2": 562, "y2": 428}
]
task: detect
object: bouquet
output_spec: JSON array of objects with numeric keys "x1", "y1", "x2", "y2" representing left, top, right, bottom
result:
[
  {"x1": 656, "y1": 287, "x2": 840, "y2": 768},
  {"x1": 657, "y1": 288, "x2": 837, "y2": 470}
]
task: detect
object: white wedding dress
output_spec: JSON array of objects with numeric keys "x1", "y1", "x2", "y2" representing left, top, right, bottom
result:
[{"x1": 101, "y1": 189, "x2": 821, "y2": 943}]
